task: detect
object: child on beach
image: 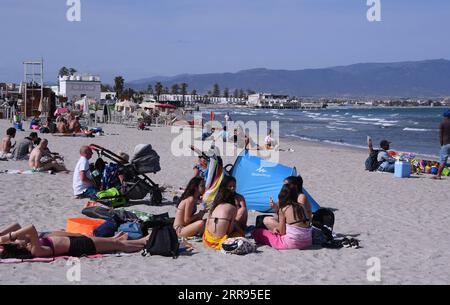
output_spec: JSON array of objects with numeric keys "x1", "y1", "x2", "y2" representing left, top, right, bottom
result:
[
  {"x1": 252, "y1": 185, "x2": 312, "y2": 250},
  {"x1": 203, "y1": 188, "x2": 244, "y2": 250},
  {"x1": 173, "y1": 177, "x2": 207, "y2": 238},
  {"x1": 0, "y1": 127, "x2": 16, "y2": 160}
]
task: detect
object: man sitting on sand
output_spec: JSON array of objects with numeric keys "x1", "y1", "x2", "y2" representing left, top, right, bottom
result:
[
  {"x1": 368, "y1": 137, "x2": 395, "y2": 173},
  {"x1": 434, "y1": 109, "x2": 450, "y2": 179},
  {"x1": 73, "y1": 145, "x2": 96, "y2": 198},
  {"x1": 28, "y1": 139, "x2": 68, "y2": 173},
  {"x1": 0, "y1": 127, "x2": 16, "y2": 160},
  {"x1": 13, "y1": 132, "x2": 39, "y2": 160}
]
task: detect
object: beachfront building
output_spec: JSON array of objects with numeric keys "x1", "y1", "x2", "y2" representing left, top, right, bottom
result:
[
  {"x1": 59, "y1": 74, "x2": 101, "y2": 102},
  {"x1": 247, "y1": 93, "x2": 289, "y2": 108},
  {"x1": 101, "y1": 91, "x2": 117, "y2": 100}
]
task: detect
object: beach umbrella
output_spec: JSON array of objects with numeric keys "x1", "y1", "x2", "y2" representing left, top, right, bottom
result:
[{"x1": 139, "y1": 101, "x2": 157, "y2": 109}]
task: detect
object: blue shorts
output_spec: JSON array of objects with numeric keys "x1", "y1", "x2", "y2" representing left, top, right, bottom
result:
[{"x1": 440, "y1": 144, "x2": 450, "y2": 165}]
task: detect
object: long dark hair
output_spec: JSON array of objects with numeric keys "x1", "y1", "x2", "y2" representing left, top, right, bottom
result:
[
  {"x1": 278, "y1": 184, "x2": 308, "y2": 223},
  {"x1": 0, "y1": 244, "x2": 33, "y2": 259},
  {"x1": 177, "y1": 177, "x2": 204, "y2": 207},
  {"x1": 219, "y1": 175, "x2": 236, "y2": 191},
  {"x1": 210, "y1": 188, "x2": 236, "y2": 213},
  {"x1": 285, "y1": 175, "x2": 303, "y2": 194}
]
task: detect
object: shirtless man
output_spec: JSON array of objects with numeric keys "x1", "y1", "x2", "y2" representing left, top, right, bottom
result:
[
  {"x1": 69, "y1": 116, "x2": 82, "y2": 133},
  {"x1": 28, "y1": 139, "x2": 67, "y2": 173},
  {"x1": 0, "y1": 127, "x2": 16, "y2": 160}
]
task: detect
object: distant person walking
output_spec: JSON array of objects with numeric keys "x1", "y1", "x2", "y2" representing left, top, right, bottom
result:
[{"x1": 433, "y1": 109, "x2": 450, "y2": 179}]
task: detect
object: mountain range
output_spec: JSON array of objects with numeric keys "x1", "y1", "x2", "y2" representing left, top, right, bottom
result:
[{"x1": 127, "y1": 59, "x2": 450, "y2": 97}]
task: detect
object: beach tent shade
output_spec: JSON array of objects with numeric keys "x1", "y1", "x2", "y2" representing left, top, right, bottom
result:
[
  {"x1": 156, "y1": 103, "x2": 177, "y2": 109},
  {"x1": 115, "y1": 100, "x2": 137, "y2": 111},
  {"x1": 230, "y1": 151, "x2": 320, "y2": 213}
]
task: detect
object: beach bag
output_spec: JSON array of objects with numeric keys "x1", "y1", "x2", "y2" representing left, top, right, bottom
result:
[
  {"x1": 82, "y1": 205, "x2": 115, "y2": 220},
  {"x1": 312, "y1": 208, "x2": 335, "y2": 241},
  {"x1": 365, "y1": 150, "x2": 381, "y2": 171},
  {"x1": 94, "y1": 218, "x2": 119, "y2": 238},
  {"x1": 101, "y1": 163, "x2": 120, "y2": 190},
  {"x1": 142, "y1": 225, "x2": 179, "y2": 258},
  {"x1": 221, "y1": 237, "x2": 256, "y2": 255},
  {"x1": 95, "y1": 187, "x2": 127, "y2": 208},
  {"x1": 116, "y1": 222, "x2": 143, "y2": 240}
]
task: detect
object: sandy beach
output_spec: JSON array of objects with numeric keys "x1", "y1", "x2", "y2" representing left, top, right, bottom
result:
[{"x1": 1, "y1": 118, "x2": 449, "y2": 285}]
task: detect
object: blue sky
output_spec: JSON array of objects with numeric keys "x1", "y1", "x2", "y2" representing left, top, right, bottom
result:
[{"x1": 0, "y1": 0, "x2": 449, "y2": 84}]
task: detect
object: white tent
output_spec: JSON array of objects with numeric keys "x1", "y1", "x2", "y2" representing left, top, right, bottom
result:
[
  {"x1": 115, "y1": 100, "x2": 137, "y2": 111},
  {"x1": 139, "y1": 101, "x2": 157, "y2": 109}
]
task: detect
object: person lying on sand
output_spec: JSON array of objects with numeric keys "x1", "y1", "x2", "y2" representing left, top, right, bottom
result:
[
  {"x1": 173, "y1": 177, "x2": 207, "y2": 238},
  {"x1": 28, "y1": 139, "x2": 68, "y2": 173},
  {"x1": 0, "y1": 223, "x2": 148, "y2": 259},
  {"x1": 252, "y1": 184, "x2": 312, "y2": 250},
  {"x1": 0, "y1": 127, "x2": 16, "y2": 160},
  {"x1": 202, "y1": 188, "x2": 244, "y2": 250}
]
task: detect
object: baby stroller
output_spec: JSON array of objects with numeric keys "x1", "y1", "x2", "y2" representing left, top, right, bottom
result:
[{"x1": 90, "y1": 144, "x2": 163, "y2": 206}]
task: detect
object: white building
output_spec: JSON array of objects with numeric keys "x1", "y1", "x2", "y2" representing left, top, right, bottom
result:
[
  {"x1": 247, "y1": 93, "x2": 289, "y2": 107},
  {"x1": 101, "y1": 91, "x2": 117, "y2": 100},
  {"x1": 59, "y1": 74, "x2": 101, "y2": 101}
]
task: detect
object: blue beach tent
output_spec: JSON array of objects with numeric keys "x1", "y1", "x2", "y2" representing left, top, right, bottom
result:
[{"x1": 229, "y1": 151, "x2": 320, "y2": 213}]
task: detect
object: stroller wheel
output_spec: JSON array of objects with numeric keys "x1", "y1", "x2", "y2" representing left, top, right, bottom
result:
[{"x1": 149, "y1": 188, "x2": 163, "y2": 206}]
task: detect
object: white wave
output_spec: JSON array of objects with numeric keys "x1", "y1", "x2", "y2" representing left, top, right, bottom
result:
[
  {"x1": 351, "y1": 115, "x2": 364, "y2": 118},
  {"x1": 338, "y1": 120, "x2": 373, "y2": 125},
  {"x1": 403, "y1": 128, "x2": 437, "y2": 132},
  {"x1": 358, "y1": 118, "x2": 382, "y2": 121},
  {"x1": 379, "y1": 120, "x2": 398, "y2": 123},
  {"x1": 234, "y1": 111, "x2": 256, "y2": 116},
  {"x1": 390, "y1": 113, "x2": 400, "y2": 117}
]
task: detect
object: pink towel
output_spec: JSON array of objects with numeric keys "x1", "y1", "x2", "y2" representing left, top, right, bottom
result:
[
  {"x1": 252, "y1": 224, "x2": 312, "y2": 250},
  {"x1": 0, "y1": 254, "x2": 104, "y2": 264}
]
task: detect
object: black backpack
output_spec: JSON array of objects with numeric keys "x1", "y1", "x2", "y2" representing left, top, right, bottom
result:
[
  {"x1": 365, "y1": 150, "x2": 381, "y2": 171},
  {"x1": 312, "y1": 208, "x2": 335, "y2": 241},
  {"x1": 142, "y1": 225, "x2": 179, "y2": 259}
]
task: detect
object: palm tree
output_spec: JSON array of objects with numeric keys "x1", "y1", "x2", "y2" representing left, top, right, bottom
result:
[
  {"x1": 171, "y1": 84, "x2": 180, "y2": 95},
  {"x1": 114, "y1": 76, "x2": 125, "y2": 99},
  {"x1": 212, "y1": 83, "x2": 220, "y2": 97},
  {"x1": 154, "y1": 82, "x2": 163, "y2": 102},
  {"x1": 69, "y1": 68, "x2": 77, "y2": 75},
  {"x1": 58, "y1": 66, "x2": 69, "y2": 77},
  {"x1": 181, "y1": 83, "x2": 188, "y2": 106}
]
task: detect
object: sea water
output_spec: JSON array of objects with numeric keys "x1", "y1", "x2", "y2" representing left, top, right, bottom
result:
[{"x1": 206, "y1": 107, "x2": 447, "y2": 158}]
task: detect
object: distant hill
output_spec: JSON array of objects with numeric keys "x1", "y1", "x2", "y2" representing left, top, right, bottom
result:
[{"x1": 127, "y1": 59, "x2": 450, "y2": 97}]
